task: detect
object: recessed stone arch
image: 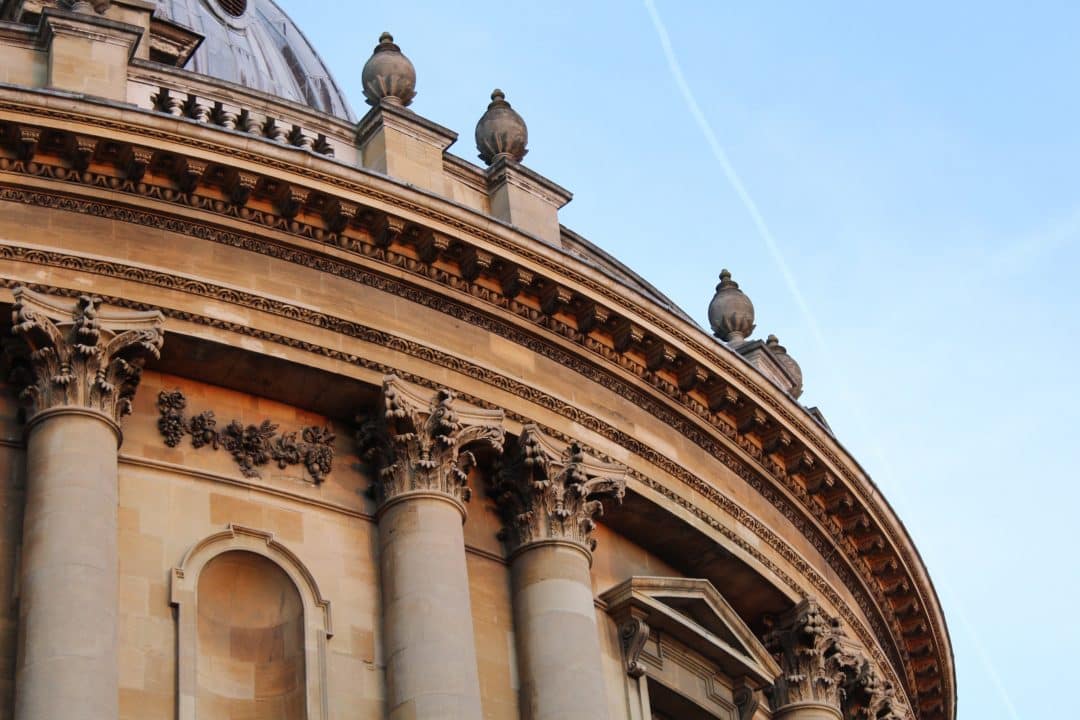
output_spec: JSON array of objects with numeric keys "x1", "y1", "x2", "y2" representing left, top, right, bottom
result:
[{"x1": 171, "y1": 525, "x2": 332, "y2": 720}]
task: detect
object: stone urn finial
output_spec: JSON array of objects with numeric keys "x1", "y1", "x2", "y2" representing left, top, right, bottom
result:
[
  {"x1": 64, "y1": 0, "x2": 110, "y2": 13},
  {"x1": 708, "y1": 269, "x2": 755, "y2": 344},
  {"x1": 361, "y1": 31, "x2": 417, "y2": 107},
  {"x1": 475, "y1": 89, "x2": 528, "y2": 165},
  {"x1": 766, "y1": 334, "x2": 803, "y2": 398}
]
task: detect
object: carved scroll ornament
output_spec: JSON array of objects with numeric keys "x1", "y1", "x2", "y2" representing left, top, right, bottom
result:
[
  {"x1": 157, "y1": 390, "x2": 335, "y2": 483},
  {"x1": 9, "y1": 287, "x2": 163, "y2": 424},
  {"x1": 357, "y1": 375, "x2": 505, "y2": 507},
  {"x1": 489, "y1": 424, "x2": 626, "y2": 555}
]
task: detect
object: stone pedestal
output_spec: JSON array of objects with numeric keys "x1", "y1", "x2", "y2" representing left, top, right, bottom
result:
[
  {"x1": 360, "y1": 376, "x2": 505, "y2": 720},
  {"x1": 7, "y1": 287, "x2": 163, "y2": 720},
  {"x1": 510, "y1": 542, "x2": 608, "y2": 720},
  {"x1": 357, "y1": 100, "x2": 457, "y2": 194},
  {"x1": 490, "y1": 425, "x2": 626, "y2": 720}
]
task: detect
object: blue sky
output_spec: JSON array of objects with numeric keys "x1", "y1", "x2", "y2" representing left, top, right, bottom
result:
[{"x1": 279, "y1": 2, "x2": 1078, "y2": 717}]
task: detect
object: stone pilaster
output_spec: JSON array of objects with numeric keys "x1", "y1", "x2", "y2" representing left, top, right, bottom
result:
[
  {"x1": 8, "y1": 287, "x2": 163, "y2": 720},
  {"x1": 358, "y1": 375, "x2": 504, "y2": 720},
  {"x1": 763, "y1": 599, "x2": 860, "y2": 720},
  {"x1": 491, "y1": 424, "x2": 626, "y2": 720}
]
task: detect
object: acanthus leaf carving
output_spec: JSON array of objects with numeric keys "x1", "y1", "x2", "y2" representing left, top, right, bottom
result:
[
  {"x1": 357, "y1": 375, "x2": 505, "y2": 507},
  {"x1": 763, "y1": 598, "x2": 857, "y2": 712},
  {"x1": 10, "y1": 287, "x2": 163, "y2": 424},
  {"x1": 489, "y1": 424, "x2": 626, "y2": 555},
  {"x1": 156, "y1": 390, "x2": 335, "y2": 483}
]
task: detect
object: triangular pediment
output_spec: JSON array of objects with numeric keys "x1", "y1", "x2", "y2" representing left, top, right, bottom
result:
[{"x1": 601, "y1": 576, "x2": 781, "y2": 686}]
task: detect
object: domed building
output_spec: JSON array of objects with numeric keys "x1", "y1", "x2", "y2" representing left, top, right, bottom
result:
[{"x1": 0, "y1": 2, "x2": 954, "y2": 720}]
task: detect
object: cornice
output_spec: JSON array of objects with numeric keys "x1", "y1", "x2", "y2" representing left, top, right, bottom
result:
[
  {"x1": 0, "y1": 100, "x2": 952, "y2": 718},
  {"x1": 0, "y1": 241, "x2": 918, "y2": 715}
]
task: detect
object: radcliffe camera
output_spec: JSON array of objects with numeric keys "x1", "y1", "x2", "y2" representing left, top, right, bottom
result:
[{"x1": 0, "y1": 1, "x2": 1066, "y2": 720}]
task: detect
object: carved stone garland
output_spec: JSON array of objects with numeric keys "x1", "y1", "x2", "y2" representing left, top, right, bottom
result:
[
  {"x1": 357, "y1": 375, "x2": 505, "y2": 508},
  {"x1": 489, "y1": 423, "x2": 626, "y2": 555},
  {"x1": 763, "y1": 599, "x2": 862, "y2": 712},
  {"x1": 156, "y1": 390, "x2": 335, "y2": 482},
  {"x1": 9, "y1": 287, "x2": 163, "y2": 424}
]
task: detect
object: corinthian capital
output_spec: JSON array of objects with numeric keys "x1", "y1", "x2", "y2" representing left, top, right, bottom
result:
[
  {"x1": 9, "y1": 287, "x2": 164, "y2": 424},
  {"x1": 489, "y1": 424, "x2": 626, "y2": 557},
  {"x1": 763, "y1": 598, "x2": 860, "y2": 712},
  {"x1": 358, "y1": 375, "x2": 505, "y2": 508},
  {"x1": 843, "y1": 657, "x2": 907, "y2": 720}
]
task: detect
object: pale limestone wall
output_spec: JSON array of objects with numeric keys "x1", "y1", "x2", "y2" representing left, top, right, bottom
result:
[{"x1": 116, "y1": 371, "x2": 382, "y2": 720}]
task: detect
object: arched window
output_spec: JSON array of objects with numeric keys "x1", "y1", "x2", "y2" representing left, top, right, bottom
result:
[{"x1": 172, "y1": 525, "x2": 332, "y2": 720}]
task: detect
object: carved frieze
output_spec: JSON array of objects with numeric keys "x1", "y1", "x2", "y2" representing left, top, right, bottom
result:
[
  {"x1": 357, "y1": 375, "x2": 505, "y2": 507},
  {"x1": 8, "y1": 287, "x2": 163, "y2": 424},
  {"x1": 489, "y1": 424, "x2": 626, "y2": 555},
  {"x1": 763, "y1": 599, "x2": 860, "y2": 712},
  {"x1": 156, "y1": 390, "x2": 335, "y2": 482}
]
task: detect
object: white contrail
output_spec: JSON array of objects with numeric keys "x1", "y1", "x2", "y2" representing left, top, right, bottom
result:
[
  {"x1": 642, "y1": 0, "x2": 828, "y2": 357},
  {"x1": 643, "y1": 2, "x2": 1022, "y2": 718}
]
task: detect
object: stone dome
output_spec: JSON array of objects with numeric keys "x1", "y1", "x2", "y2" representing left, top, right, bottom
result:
[{"x1": 152, "y1": 0, "x2": 355, "y2": 120}]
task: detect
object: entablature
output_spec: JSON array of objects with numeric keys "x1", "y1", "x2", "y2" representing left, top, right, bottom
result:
[{"x1": 0, "y1": 88, "x2": 952, "y2": 720}]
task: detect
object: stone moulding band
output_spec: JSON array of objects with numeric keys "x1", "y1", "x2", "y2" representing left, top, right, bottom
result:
[
  {"x1": 507, "y1": 537, "x2": 595, "y2": 567},
  {"x1": 24, "y1": 404, "x2": 123, "y2": 444},
  {"x1": 373, "y1": 489, "x2": 470, "y2": 523},
  {"x1": 0, "y1": 267, "x2": 913, "y2": 711}
]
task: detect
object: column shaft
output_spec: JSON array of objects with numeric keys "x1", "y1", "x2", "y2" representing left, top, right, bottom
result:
[
  {"x1": 511, "y1": 543, "x2": 609, "y2": 720},
  {"x1": 379, "y1": 495, "x2": 483, "y2": 719},
  {"x1": 16, "y1": 411, "x2": 119, "y2": 720}
]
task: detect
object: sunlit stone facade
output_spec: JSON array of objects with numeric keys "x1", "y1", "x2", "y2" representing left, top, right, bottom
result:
[{"x1": 0, "y1": 2, "x2": 954, "y2": 719}]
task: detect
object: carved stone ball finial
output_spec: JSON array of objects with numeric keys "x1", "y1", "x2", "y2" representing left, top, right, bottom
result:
[
  {"x1": 708, "y1": 269, "x2": 755, "y2": 344},
  {"x1": 475, "y1": 89, "x2": 528, "y2": 165},
  {"x1": 361, "y1": 32, "x2": 417, "y2": 107},
  {"x1": 766, "y1": 334, "x2": 803, "y2": 399}
]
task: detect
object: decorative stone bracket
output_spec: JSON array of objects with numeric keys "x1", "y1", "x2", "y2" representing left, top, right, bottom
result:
[{"x1": 156, "y1": 390, "x2": 335, "y2": 483}]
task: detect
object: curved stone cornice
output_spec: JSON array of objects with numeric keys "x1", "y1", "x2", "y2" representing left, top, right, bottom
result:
[
  {"x1": 0, "y1": 266, "x2": 907, "y2": 713},
  {"x1": 8, "y1": 286, "x2": 163, "y2": 424},
  {"x1": 490, "y1": 424, "x2": 626, "y2": 558},
  {"x1": 357, "y1": 375, "x2": 505, "y2": 509},
  {"x1": 0, "y1": 100, "x2": 952, "y2": 719}
]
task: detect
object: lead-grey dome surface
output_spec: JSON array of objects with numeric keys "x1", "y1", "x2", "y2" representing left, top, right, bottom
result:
[{"x1": 153, "y1": 0, "x2": 355, "y2": 120}]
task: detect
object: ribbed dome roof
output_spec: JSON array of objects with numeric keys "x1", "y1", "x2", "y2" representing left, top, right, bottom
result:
[{"x1": 153, "y1": 0, "x2": 354, "y2": 120}]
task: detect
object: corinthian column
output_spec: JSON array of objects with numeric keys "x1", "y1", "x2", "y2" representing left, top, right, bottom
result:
[
  {"x1": 490, "y1": 424, "x2": 626, "y2": 720},
  {"x1": 359, "y1": 376, "x2": 504, "y2": 720},
  {"x1": 8, "y1": 287, "x2": 163, "y2": 720},
  {"x1": 763, "y1": 599, "x2": 860, "y2": 720}
]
